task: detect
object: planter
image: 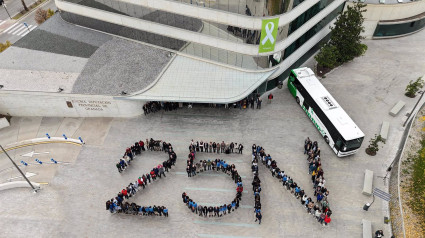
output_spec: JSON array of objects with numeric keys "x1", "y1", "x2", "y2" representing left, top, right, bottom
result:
[
  {"x1": 405, "y1": 93, "x2": 416, "y2": 98},
  {"x1": 365, "y1": 148, "x2": 376, "y2": 156}
]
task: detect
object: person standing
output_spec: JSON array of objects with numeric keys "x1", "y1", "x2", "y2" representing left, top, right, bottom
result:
[
  {"x1": 200, "y1": 141, "x2": 204, "y2": 152},
  {"x1": 268, "y1": 93, "x2": 273, "y2": 103},
  {"x1": 255, "y1": 212, "x2": 262, "y2": 224},
  {"x1": 238, "y1": 143, "x2": 243, "y2": 154},
  {"x1": 146, "y1": 173, "x2": 151, "y2": 183},
  {"x1": 257, "y1": 98, "x2": 262, "y2": 109},
  {"x1": 163, "y1": 207, "x2": 168, "y2": 217},
  {"x1": 324, "y1": 215, "x2": 331, "y2": 226},
  {"x1": 217, "y1": 142, "x2": 221, "y2": 154}
]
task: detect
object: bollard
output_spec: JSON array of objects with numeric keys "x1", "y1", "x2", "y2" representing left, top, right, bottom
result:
[
  {"x1": 46, "y1": 133, "x2": 51, "y2": 139},
  {"x1": 51, "y1": 158, "x2": 57, "y2": 164},
  {"x1": 35, "y1": 158, "x2": 42, "y2": 164},
  {"x1": 63, "y1": 134, "x2": 67, "y2": 140}
]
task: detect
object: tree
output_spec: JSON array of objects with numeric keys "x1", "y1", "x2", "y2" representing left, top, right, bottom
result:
[
  {"x1": 314, "y1": 43, "x2": 338, "y2": 69},
  {"x1": 315, "y1": 2, "x2": 368, "y2": 69},
  {"x1": 405, "y1": 77, "x2": 424, "y2": 98},
  {"x1": 35, "y1": 8, "x2": 48, "y2": 24},
  {"x1": 21, "y1": 0, "x2": 29, "y2": 12},
  {"x1": 365, "y1": 134, "x2": 385, "y2": 156}
]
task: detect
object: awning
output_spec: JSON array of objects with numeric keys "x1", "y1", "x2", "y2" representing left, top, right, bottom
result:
[{"x1": 118, "y1": 55, "x2": 275, "y2": 103}]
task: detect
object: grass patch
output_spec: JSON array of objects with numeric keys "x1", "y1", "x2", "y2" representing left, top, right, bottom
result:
[
  {"x1": 405, "y1": 134, "x2": 425, "y2": 231},
  {"x1": 12, "y1": 0, "x2": 48, "y2": 20}
]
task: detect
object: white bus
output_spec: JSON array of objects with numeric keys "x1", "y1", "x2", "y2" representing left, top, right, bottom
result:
[{"x1": 287, "y1": 67, "x2": 364, "y2": 157}]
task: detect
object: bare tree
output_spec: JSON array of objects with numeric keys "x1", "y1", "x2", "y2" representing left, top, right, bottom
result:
[{"x1": 21, "y1": 0, "x2": 29, "y2": 11}]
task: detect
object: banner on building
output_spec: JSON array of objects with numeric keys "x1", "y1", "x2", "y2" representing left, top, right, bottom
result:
[{"x1": 259, "y1": 18, "x2": 279, "y2": 53}]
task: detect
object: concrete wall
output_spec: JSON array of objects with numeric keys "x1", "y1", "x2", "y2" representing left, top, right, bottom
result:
[
  {"x1": 0, "y1": 117, "x2": 10, "y2": 129},
  {"x1": 0, "y1": 91, "x2": 144, "y2": 117},
  {"x1": 346, "y1": 1, "x2": 425, "y2": 38}
]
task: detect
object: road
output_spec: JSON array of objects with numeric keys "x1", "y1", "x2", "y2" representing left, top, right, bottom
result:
[
  {"x1": 0, "y1": 0, "x2": 56, "y2": 44},
  {"x1": 0, "y1": 0, "x2": 38, "y2": 21}
]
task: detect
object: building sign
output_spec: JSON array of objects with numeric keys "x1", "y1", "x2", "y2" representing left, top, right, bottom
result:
[
  {"x1": 71, "y1": 100, "x2": 112, "y2": 111},
  {"x1": 259, "y1": 18, "x2": 279, "y2": 53}
]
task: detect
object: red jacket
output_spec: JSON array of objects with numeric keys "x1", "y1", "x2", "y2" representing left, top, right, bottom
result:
[
  {"x1": 122, "y1": 189, "x2": 127, "y2": 196},
  {"x1": 324, "y1": 216, "x2": 331, "y2": 224}
]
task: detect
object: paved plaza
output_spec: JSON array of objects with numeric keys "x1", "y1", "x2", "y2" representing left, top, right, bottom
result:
[{"x1": 0, "y1": 29, "x2": 425, "y2": 238}]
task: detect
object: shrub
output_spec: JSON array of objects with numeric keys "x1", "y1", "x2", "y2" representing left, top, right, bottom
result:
[
  {"x1": 365, "y1": 134, "x2": 385, "y2": 156},
  {"x1": 0, "y1": 41, "x2": 11, "y2": 53},
  {"x1": 405, "y1": 77, "x2": 424, "y2": 98},
  {"x1": 47, "y1": 8, "x2": 55, "y2": 18}
]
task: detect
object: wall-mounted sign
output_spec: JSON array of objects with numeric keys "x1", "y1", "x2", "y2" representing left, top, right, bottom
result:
[{"x1": 259, "y1": 18, "x2": 279, "y2": 53}]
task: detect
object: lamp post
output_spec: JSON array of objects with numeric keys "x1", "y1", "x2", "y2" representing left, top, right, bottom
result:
[
  {"x1": 0, "y1": 0, "x2": 11, "y2": 19},
  {"x1": 0, "y1": 144, "x2": 37, "y2": 192}
]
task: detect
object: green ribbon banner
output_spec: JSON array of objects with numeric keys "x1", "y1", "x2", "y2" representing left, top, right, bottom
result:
[{"x1": 259, "y1": 18, "x2": 279, "y2": 53}]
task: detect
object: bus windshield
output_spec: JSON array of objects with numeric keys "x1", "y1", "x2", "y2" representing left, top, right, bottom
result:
[{"x1": 344, "y1": 137, "x2": 364, "y2": 151}]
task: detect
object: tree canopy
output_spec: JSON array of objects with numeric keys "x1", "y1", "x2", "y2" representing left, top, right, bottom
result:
[{"x1": 315, "y1": 2, "x2": 368, "y2": 69}]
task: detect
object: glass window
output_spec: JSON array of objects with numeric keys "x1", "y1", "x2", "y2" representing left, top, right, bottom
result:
[
  {"x1": 374, "y1": 18, "x2": 425, "y2": 38},
  {"x1": 344, "y1": 137, "x2": 364, "y2": 151}
]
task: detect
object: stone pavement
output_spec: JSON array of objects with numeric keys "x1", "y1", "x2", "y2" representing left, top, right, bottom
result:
[{"x1": 0, "y1": 29, "x2": 424, "y2": 238}]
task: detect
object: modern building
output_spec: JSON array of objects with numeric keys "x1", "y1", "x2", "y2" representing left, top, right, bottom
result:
[
  {"x1": 348, "y1": 0, "x2": 425, "y2": 39},
  {"x1": 1, "y1": 0, "x2": 424, "y2": 118},
  {"x1": 55, "y1": 0, "x2": 346, "y2": 103}
]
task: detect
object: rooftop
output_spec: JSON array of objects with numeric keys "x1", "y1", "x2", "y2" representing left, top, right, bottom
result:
[
  {"x1": 0, "y1": 14, "x2": 274, "y2": 103},
  {"x1": 0, "y1": 14, "x2": 171, "y2": 95}
]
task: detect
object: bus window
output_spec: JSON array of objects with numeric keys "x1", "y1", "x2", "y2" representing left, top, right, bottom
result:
[
  {"x1": 335, "y1": 138, "x2": 343, "y2": 150},
  {"x1": 289, "y1": 72, "x2": 296, "y2": 82},
  {"x1": 345, "y1": 137, "x2": 364, "y2": 150}
]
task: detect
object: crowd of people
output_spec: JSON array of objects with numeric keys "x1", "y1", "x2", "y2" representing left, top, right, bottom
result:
[
  {"x1": 182, "y1": 150, "x2": 244, "y2": 217},
  {"x1": 106, "y1": 145, "x2": 177, "y2": 215},
  {"x1": 252, "y1": 140, "x2": 332, "y2": 226},
  {"x1": 143, "y1": 101, "x2": 179, "y2": 115},
  {"x1": 304, "y1": 137, "x2": 332, "y2": 226},
  {"x1": 251, "y1": 145, "x2": 262, "y2": 224},
  {"x1": 115, "y1": 139, "x2": 172, "y2": 173},
  {"x1": 189, "y1": 140, "x2": 244, "y2": 154}
]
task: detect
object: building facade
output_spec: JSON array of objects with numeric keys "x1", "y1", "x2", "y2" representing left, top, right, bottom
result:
[
  {"x1": 55, "y1": 0, "x2": 345, "y2": 101},
  {"x1": 348, "y1": 0, "x2": 425, "y2": 39}
]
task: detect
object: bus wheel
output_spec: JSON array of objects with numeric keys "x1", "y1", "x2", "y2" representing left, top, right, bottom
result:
[
  {"x1": 324, "y1": 136, "x2": 330, "y2": 144},
  {"x1": 296, "y1": 97, "x2": 300, "y2": 104}
]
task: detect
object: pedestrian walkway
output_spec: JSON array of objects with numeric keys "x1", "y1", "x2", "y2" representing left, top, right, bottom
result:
[
  {"x1": 2, "y1": 22, "x2": 37, "y2": 37},
  {"x1": 0, "y1": 20, "x2": 7, "y2": 27}
]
